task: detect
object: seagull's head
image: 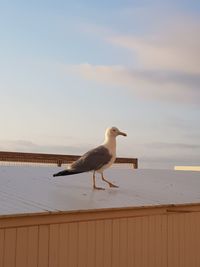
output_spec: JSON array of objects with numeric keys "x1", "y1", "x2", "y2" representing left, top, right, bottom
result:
[{"x1": 106, "y1": 127, "x2": 127, "y2": 138}]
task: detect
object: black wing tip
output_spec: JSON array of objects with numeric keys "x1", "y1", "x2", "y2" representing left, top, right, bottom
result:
[
  {"x1": 53, "y1": 169, "x2": 78, "y2": 177},
  {"x1": 53, "y1": 171, "x2": 67, "y2": 177},
  {"x1": 53, "y1": 169, "x2": 85, "y2": 177}
]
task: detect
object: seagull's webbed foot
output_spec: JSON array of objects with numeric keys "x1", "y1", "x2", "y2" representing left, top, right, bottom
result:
[
  {"x1": 93, "y1": 185, "x2": 105, "y2": 190},
  {"x1": 108, "y1": 182, "x2": 119, "y2": 188},
  {"x1": 101, "y1": 174, "x2": 119, "y2": 188}
]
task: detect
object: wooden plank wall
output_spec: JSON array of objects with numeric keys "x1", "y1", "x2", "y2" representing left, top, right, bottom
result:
[
  {"x1": 0, "y1": 215, "x2": 167, "y2": 267},
  {"x1": 1, "y1": 212, "x2": 200, "y2": 267},
  {"x1": 168, "y1": 212, "x2": 200, "y2": 267}
]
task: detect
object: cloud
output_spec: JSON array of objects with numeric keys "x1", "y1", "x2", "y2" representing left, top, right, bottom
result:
[
  {"x1": 67, "y1": 12, "x2": 200, "y2": 106},
  {"x1": 140, "y1": 154, "x2": 200, "y2": 169},
  {"x1": 108, "y1": 21, "x2": 200, "y2": 75},
  {"x1": 69, "y1": 63, "x2": 200, "y2": 104},
  {"x1": 165, "y1": 116, "x2": 200, "y2": 136},
  {"x1": 0, "y1": 140, "x2": 89, "y2": 155},
  {"x1": 136, "y1": 141, "x2": 200, "y2": 169},
  {"x1": 145, "y1": 142, "x2": 200, "y2": 150},
  {"x1": 82, "y1": 12, "x2": 200, "y2": 75}
]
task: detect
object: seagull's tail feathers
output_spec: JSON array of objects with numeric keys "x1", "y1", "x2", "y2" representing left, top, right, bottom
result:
[{"x1": 53, "y1": 169, "x2": 83, "y2": 177}]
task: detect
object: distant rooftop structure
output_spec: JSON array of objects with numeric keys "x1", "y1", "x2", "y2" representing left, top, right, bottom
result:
[{"x1": 175, "y1": 166, "x2": 200, "y2": 171}]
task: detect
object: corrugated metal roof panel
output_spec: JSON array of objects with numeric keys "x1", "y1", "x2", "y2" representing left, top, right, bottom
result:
[{"x1": 0, "y1": 166, "x2": 200, "y2": 217}]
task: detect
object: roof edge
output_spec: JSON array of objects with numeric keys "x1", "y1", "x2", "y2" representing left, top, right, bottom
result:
[{"x1": 1, "y1": 202, "x2": 200, "y2": 229}]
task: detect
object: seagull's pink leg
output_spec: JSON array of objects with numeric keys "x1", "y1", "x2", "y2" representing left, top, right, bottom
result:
[{"x1": 93, "y1": 171, "x2": 105, "y2": 190}]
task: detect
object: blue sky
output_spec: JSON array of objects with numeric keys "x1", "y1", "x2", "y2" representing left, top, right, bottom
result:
[{"x1": 0, "y1": 0, "x2": 200, "y2": 168}]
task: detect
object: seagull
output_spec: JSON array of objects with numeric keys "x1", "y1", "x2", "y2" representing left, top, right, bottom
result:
[{"x1": 53, "y1": 127, "x2": 127, "y2": 190}]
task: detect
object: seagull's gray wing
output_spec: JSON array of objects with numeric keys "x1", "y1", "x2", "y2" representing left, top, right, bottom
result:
[{"x1": 70, "y1": 145, "x2": 112, "y2": 172}]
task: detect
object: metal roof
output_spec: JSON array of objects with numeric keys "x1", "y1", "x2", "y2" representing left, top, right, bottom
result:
[{"x1": 0, "y1": 165, "x2": 200, "y2": 217}]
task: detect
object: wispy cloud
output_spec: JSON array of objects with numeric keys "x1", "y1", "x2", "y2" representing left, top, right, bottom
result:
[
  {"x1": 67, "y1": 12, "x2": 200, "y2": 106},
  {"x1": 145, "y1": 142, "x2": 200, "y2": 150},
  {"x1": 0, "y1": 140, "x2": 89, "y2": 155},
  {"x1": 108, "y1": 15, "x2": 200, "y2": 74},
  {"x1": 68, "y1": 63, "x2": 200, "y2": 104},
  {"x1": 137, "y1": 141, "x2": 200, "y2": 169},
  {"x1": 141, "y1": 154, "x2": 200, "y2": 169}
]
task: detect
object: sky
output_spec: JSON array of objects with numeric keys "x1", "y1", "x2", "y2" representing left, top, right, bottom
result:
[{"x1": 0, "y1": 0, "x2": 200, "y2": 169}]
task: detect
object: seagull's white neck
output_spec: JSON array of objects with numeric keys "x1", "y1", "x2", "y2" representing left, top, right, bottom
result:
[{"x1": 103, "y1": 135, "x2": 116, "y2": 155}]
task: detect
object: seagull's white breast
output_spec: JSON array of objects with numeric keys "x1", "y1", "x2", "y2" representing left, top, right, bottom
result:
[
  {"x1": 97, "y1": 154, "x2": 115, "y2": 173},
  {"x1": 97, "y1": 138, "x2": 116, "y2": 173}
]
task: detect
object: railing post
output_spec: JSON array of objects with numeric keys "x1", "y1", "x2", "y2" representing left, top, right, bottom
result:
[
  {"x1": 57, "y1": 160, "x2": 62, "y2": 167},
  {"x1": 135, "y1": 158, "x2": 138, "y2": 169}
]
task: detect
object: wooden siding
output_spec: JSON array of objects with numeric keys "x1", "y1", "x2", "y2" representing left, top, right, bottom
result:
[
  {"x1": 1, "y1": 207, "x2": 200, "y2": 267},
  {"x1": 0, "y1": 216, "x2": 166, "y2": 267},
  {"x1": 0, "y1": 151, "x2": 138, "y2": 168},
  {"x1": 168, "y1": 212, "x2": 200, "y2": 267}
]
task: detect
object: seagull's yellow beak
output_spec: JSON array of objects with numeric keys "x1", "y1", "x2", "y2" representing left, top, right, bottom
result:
[{"x1": 118, "y1": 131, "x2": 127, "y2": 136}]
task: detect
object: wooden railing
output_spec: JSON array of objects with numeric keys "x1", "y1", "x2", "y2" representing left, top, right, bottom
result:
[{"x1": 0, "y1": 151, "x2": 138, "y2": 168}]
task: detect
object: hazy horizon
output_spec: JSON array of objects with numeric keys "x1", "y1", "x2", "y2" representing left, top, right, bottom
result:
[{"x1": 0, "y1": 0, "x2": 200, "y2": 169}]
